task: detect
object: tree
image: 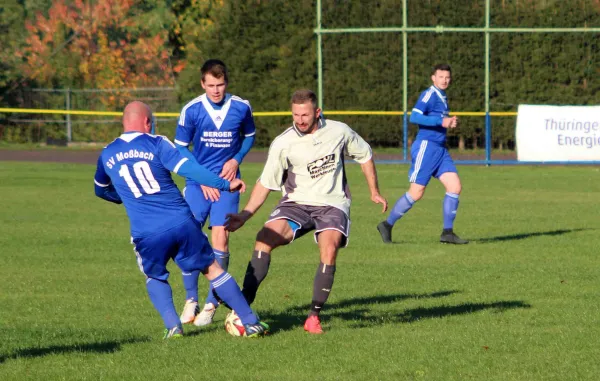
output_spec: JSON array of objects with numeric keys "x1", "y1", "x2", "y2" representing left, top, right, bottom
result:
[{"x1": 17, "y1": 0, "x2": 179, "y2": 109}]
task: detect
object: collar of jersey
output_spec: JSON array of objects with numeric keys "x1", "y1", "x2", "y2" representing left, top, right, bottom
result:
[
  {"x1": 204, "y1": 93, "x2": 232, "y2": 110},
  {"x1": 432, "y1": 85, "x2": 447, "y2": 97},
  {"x1": 119, "y1": 132, "x2": 143, "y2": 142},
  {"x1": 292, "y1": 117, "x2": 325, "y2": 136},
  {"x1": 431, "y1": 86, "x2": 448, "y2": 109}
]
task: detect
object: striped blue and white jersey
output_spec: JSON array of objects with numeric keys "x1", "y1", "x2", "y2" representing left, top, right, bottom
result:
[
  {"x1": 412, "y1": 86, "x2": 450, "y2": 144},
  {"x1": 94, "y1": 132, "x2": 193, "y2": 237},
  {"x1": 174, "y1": 93, "x2": 255, "y2": 181}
]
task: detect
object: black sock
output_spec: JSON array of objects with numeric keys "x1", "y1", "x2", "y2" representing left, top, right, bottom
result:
[
  {"x1": 310, "y1": 262, "x2": 336, "y2": 316},
  {"x1": 241, "y1": 250, "x2": 271, "y2": 305}
]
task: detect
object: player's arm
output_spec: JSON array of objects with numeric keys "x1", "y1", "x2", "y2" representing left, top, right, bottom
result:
[
  {"x1": 232, "y1": 135, "x2": 255, "y2": 164},
  {"x1": 233, "y1": 107, "x2": 256, "y2": 164},
  {"x1": 174, "y1": 109, "x2": 223, "y2": 200},
  {"x1": 176, "y1": 142, "x2": 222, "y2": 201},
  {"x1": 221, "y1": 106, "x2": 257, "y2": 181},
  {"x1": 173, "y1": 109, "x2": 207, "y2": 176},
  {"x1": 225, "y1": 141, "x2": 286, "y2": 232},
  {"x1": 411, "y1": 111, "x2": 456, "y2": 128},
  {"x1": 175, "y1": 143, "x2": 197, "y2": 162},
  {"x1": 344, "y1": 127, "x2": 387, "y2": 212},
  {"x1": 409, "y1": 91, "x2": 455, "y2": 128},
  {"x1": 359, "y1": 159, "x2": 387, "y2": 213},
  {"x1": 158, "y1": 137, "x2": 244, "y2": 192},
  {"x1": 93, "y1": 156, "x2": 122, "y2": 204},
  {"x1": 409, "y1": 110, "x2": 443, "y2": 126},
  {"x1": 231, "y1": 181, "x2": 272, "y2": 224}
]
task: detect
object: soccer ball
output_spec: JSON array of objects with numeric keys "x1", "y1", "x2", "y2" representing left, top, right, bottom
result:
[{"x1": 224, "y1": 311, "x2": 246, "y2": 337}]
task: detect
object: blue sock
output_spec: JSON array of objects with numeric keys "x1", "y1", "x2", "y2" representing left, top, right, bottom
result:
[
  {"x1": 205, "y1": 250, "x2": 230, "y2": 306},
  {"x1": 146, "y1": 278, "x2": 181, "y2": 330},
  {"x1": 386, "y1": 192, "x2": 415, "y2": 225},
  {"x1": 182, "y1": 270, "x2": 200, "y2": 302},
  {"x1": 443, "y1": 192, "x2": 460, "y2": 230},
  {"x1": 211, "y1": 272, "x2": 258, "y2": 326}
]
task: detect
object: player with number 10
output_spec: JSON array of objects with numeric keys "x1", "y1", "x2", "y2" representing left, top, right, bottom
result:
[{"x1": 93, "y1": 101, "x2": 268, "y2": 339}]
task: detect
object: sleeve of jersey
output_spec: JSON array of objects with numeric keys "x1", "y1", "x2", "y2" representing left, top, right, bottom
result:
[
  {"x1": 157, "y1": 137, "x2": 230, "y2": 191},
  {"x1": 410, "y1": 93, "x2": 443, "y2": 126},
  {"x1": 233, "y1": 134, "x2": 255, "y2": 164},
  {"x1": 174, "y1": 108, "x2": 194, "y2": 147},
  {"x1": 258, "y1": 143, "x2": 287, "y2": 190},
  {"x1": 176, "y1": 144, "x2": 197, "y2": 162},
  {"x1": 233, "y1": 106, "x2": 256, "y2": 163},
  {"x1": 177, "y1": 160, "x2": 230, "y2": 191},
  {"x1": 241, "y1": 106, "x2": 256, "y2": 137},
  {"x1": 344, "y1": 128, "x2": 373, "y2": 164},
  {"x1": 93, "y1": 155, "x2": 122, "y2": 204}
]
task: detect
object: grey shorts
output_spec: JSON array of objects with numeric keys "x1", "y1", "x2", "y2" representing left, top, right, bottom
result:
[{"x1": 266, "y1": 202, "x2": 351, "y2": 247}]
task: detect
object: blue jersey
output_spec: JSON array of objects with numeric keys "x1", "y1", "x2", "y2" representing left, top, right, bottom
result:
[
  {"x1": 94, "y1": 132, "x2": 193, "y2": 238},
  {"x1": 174, "y1": 93, "x2": 256, "y2": 183},
  {"x1": 412, "y1": 86, "x2": 450, "y2": 144}
]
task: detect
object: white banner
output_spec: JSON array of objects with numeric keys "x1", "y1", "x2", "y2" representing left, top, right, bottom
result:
[{"x1": 516, "y1": 105, "x2": 600, "y2": 162}]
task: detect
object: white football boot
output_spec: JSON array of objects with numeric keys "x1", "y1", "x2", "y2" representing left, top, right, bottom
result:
[
  {"x1": 193, "y1": 303, "x2": 217, "y2": 326},
  {"x1": 180, "y1": 299, "x2": 199, "y2": 324}
]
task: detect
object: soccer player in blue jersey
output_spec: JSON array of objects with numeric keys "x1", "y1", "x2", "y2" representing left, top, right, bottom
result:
[
  {"x1": 173, "y1": 59, "x2": 257, "y2": 327},
  {"x1": 377, "y1": 64, "x2": 468, "y2": 244},
  {"x1": 94, "y1": 101, "x2": 268, "y2": 339}
]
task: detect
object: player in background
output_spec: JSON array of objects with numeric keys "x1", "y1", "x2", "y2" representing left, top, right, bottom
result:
[
  {"x1": 377, "y1": 64, "x2": 468, "y2": 244},
  {"x1": 225, "y1": 89, "x2": 388, "y2": 334},
  {"x1": 173, "y1": 59, "x2": 256, "y2": 327},
  {"x1": 94, "y1": 101, "x2": 268, "y2": 339}
]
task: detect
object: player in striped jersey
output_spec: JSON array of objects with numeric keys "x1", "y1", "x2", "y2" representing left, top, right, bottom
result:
[
  {"x1": 377, "y1": 64, "x2": 468, "y2": 244},
  {"x1": 94, "y1": 101, "x2": 268, "y2": 338},
  {"x1": 173, "y1": 60, "x2": 257, "y2": 326}
]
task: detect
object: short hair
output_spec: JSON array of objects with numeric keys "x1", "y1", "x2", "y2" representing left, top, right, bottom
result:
[
  {"x1": 431, "y1": 63, "x2": 452, "y2": 75},
  {"x1": 201, "y1": 59, "x2": 228, "y2": 83},
  {"x1": 291, "y1": 89, "x2": 318, "y2": 109}
]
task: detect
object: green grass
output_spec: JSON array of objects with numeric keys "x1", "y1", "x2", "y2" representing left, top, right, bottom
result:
[{"x1": 1, "y1": 162, "x2": 599, "y2": 380}]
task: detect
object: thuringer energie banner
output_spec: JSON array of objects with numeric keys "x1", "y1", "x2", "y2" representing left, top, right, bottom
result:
[{"x1": 516, "y1": 105, "x2": 600, "y2": 162}]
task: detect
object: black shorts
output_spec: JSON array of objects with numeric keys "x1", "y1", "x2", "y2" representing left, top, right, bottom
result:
[{"x1": 266, "y1": 202, "x2": 351, "y2": 247}]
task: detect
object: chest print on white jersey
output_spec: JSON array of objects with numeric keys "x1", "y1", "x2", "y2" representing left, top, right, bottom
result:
[
  {"x1": 307, "y1": 154, "x2": 336, "y2": 179},
  {"x1": 201, "y1": 95, "x2": 232, "y2": 129}
]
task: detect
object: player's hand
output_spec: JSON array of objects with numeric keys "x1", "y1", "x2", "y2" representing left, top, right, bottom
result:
[
  {"x1": 229, "y1": 178, "x2": 246, "y2": 193},
  {"x1": 201, "y1": 185, "x2": 220, "y2": 202},
  {"x1": 220, "y1": 159, "x2": 240, "y2": 182},
  {"x1": 225, "y1": 210, "x2": 252, "y2": 232},
  {"x1": 442, "y1": 116, "x2": 458, "y2": 129},
  {"x1": 450, "y1": 116, "x2": 458, "y2": 128},
  {"x1": 371, "y1": 193, "x2": 388, "y2": 213}
]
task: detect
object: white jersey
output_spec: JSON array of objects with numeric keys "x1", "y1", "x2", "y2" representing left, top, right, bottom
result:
[{"x1": 259, "y1": 118, "x2": 372, "y2": 215}]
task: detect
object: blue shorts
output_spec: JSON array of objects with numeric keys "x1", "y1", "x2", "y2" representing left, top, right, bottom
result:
[
  {"x1": 132, "y1": 218, "x2": 214, "y2": 281},
  {"x1": 408, "y1": 140, "x2": 457, "y2": 186},
  {"x1": 183, "y1": 184, "x2": 240, "y2": 228}
]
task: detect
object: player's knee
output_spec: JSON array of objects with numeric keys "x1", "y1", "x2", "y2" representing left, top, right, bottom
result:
[
  {"x1": 408, "y1": 187, "x2": 425, "y2": 201},
  {"x1": 255, "y1": 228, "x2": 284, "y2": 250},
  {"x1": 446, "y1": 182, "x2": 462, "y2": 195},
  {"x1": 320, "y1": 246, "x2": 338, "y2": 265},
  {"x1": 211, "y1": 228, "x2": 229, "y2": 251}
]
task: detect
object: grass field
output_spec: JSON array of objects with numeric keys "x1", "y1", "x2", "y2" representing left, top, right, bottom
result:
[{"x1": 1, "y1": 161, "x2": 599, "y2": 380}]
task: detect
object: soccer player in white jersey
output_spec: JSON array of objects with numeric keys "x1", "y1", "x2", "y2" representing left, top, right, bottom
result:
[
  {"x1": 225, "y1": 89, "x2": 388, "y2": 334},
  {"x1": 174, "y1": 60, "x2": 256, "y2": 326},
  {"x1": 377, "y1": 64, "x2": 468, "y2": 244}
]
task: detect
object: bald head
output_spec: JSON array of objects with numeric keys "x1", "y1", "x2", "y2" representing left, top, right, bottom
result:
[{"x1": 123, "y1": 101, "x2": 153, "y2": 133}]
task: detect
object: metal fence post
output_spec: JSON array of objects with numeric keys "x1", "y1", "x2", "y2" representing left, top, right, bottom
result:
[{"x1": 66, "y1": 87, "x2": 72, "y2": 142}]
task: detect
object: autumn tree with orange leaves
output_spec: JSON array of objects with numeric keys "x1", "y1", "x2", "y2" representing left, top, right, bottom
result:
[{"x1": 17, "y1": 0, "x2": 180, "y2": 109}]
